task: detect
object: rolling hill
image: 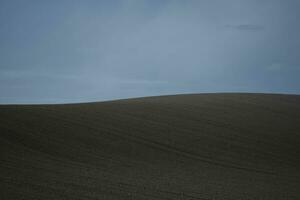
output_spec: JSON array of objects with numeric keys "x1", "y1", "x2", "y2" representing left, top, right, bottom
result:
[{"x1": 1, "y1": 93, "x2": 300, "y2": 199}]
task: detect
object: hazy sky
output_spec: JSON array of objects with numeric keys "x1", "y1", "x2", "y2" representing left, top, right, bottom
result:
[{"x1": 1, "y1": 0, "x2": 300, "y2": 104}]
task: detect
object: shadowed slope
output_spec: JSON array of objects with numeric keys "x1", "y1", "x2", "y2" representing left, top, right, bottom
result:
[{"x1": 1, "y1": 93, "x2": 300, "y2": 199}]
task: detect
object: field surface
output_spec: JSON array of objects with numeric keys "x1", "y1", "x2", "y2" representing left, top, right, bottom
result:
[{"x1": 1, "y1": 93, "x2": 300, "y2": 199}]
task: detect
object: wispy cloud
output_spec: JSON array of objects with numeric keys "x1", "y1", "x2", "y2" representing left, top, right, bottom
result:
[
  {"x1": 266, "y1": 63, "x2": 283, "y2": 71},
  {"x1": 266, "y1": 63, "x2": 299, "y2": 72},
  {"x1": 225, "y1": 24, "x2": 265, "y2": 31},
  {"x1": 0, "y1": 68, "x2": 80, "y2": 80}
]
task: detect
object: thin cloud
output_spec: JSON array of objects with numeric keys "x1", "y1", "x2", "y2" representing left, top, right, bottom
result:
[
  {"x1": 267, "y1": 63, "x2": 283, "y2": 71},
  {"x1": 225, "y1": 24, "x2": 265, "y2": 31}
]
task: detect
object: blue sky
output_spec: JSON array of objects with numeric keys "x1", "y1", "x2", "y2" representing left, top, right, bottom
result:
[{"x1": 0, "y1": 0, "x2": 300, "y2": 104}]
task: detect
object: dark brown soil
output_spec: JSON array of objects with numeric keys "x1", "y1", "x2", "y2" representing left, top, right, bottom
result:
[{"x1": 1, "y1": 93, "x2": 300, "y2": 199}]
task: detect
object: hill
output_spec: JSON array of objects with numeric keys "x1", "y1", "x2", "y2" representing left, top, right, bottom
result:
[{"x1": 1, "y1": 93, "x2": 300, "y2": 199}]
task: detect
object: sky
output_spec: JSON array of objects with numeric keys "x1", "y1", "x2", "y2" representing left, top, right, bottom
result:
[{"x1": 0, "y1": 0, "x2": 300, "y2": 104}]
